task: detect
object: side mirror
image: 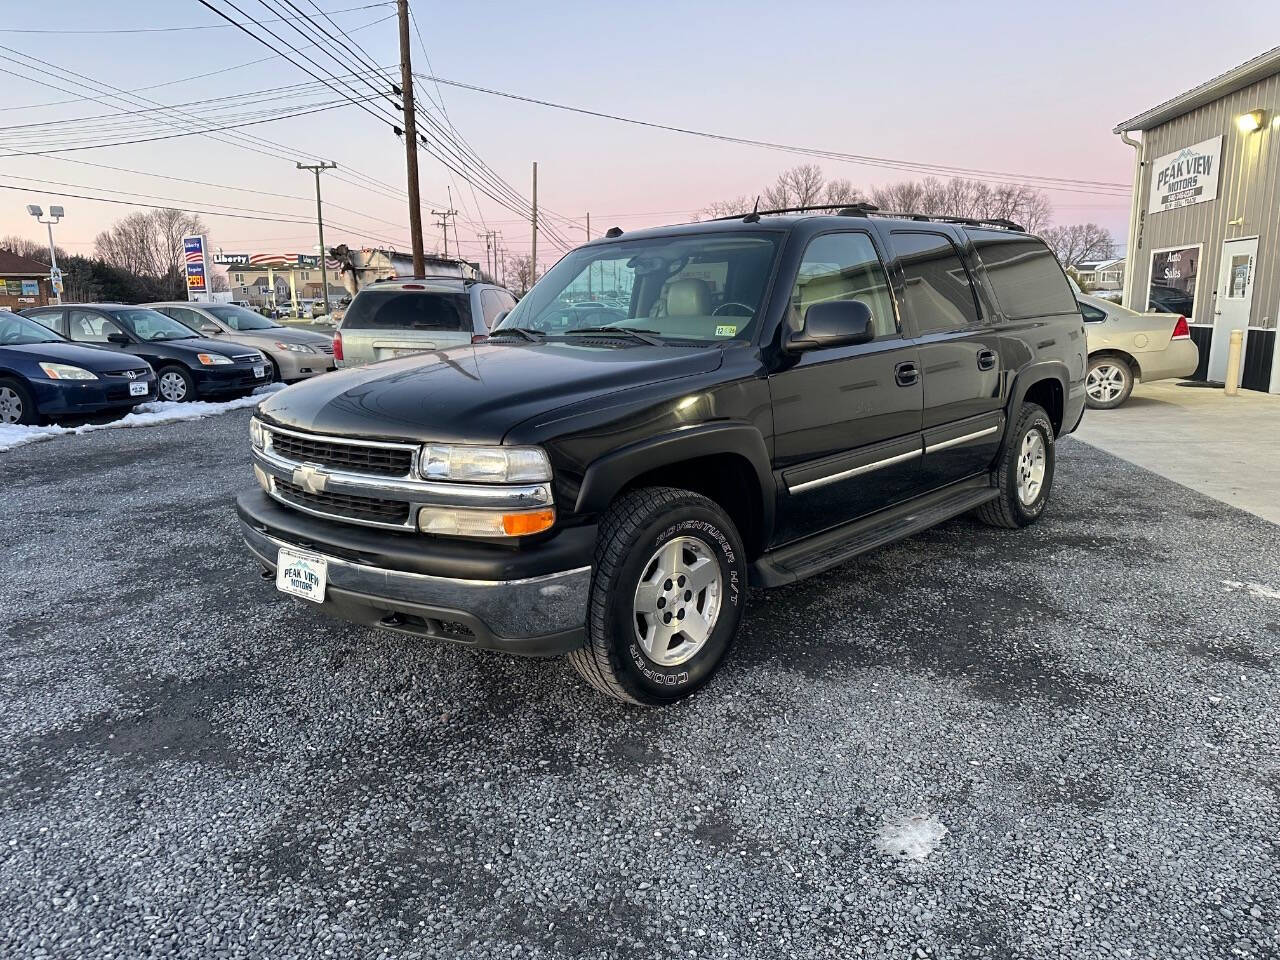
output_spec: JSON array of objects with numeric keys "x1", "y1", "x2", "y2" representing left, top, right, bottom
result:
[
  {"x1": 106, "y1": 332, "x2": 131, "y2": 345},
  {"x1": 201, "y1": 323, "x2": 220, "y2": 335},
  {"x1": 784, "y1": 300, "x2": 874, "y2": 353}
]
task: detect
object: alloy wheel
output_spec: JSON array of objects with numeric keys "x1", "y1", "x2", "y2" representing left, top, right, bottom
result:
[
  {"x1": 0, "y1": 386, "x2": 22, "y2": 424},
  {"x1": 1086, "y1": 362, "x2": 1127, "y2": 404},
  {"x1": 1016, "y1": 429, "x2": 1047, "y2": 506},
  {"x1": 632, "y1": 535, "x2": 723, "y2": 667}
]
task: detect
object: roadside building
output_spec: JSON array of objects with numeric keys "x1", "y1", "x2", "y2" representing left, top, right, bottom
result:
[
  {"x1": 0, "y1": 250, "x2": 53, "y2": 311},
  {"x1": 1074, "y1": 257, "x2": 1125, "y2": 292},
  {"x1": 1115, "y1": 45, "x2": 1280, "y2": 393},
  {"x1": 215, "y1": 252, "x2": 345, "y2": 310}
]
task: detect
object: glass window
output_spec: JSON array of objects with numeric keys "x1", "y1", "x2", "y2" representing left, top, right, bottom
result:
[
  {"x1": 110, "y1": 308, "x2": 200, "y2": 341},
  {"x1": 206, "y1": 303, "x2": 279, "y2": 330},
  {"x1": 68, "y1": 309, "x2": 124, "y2": 344},
  {"x1": 1147, "y1": 246, "x2": 1199, "y2": 315},
  {"x1": 1227, "y1": 255, "x2": 1250, "y2": 299},
  {"x1": 497, "y1": 233, "x2": 781, "y2": 342},
  {"x1": 342, "y1": 289, "x2": 472, "y2": 331},
  {"x1": 0, "y1": 313, "x2": 63, "y2": 344},
  {"x1": 161, "y1": 306, "x2": 206, "y2": 331},
  {"x1": 23, "y1": 309, "x2": 63, "y2": 333},
  {"x1": 480, "y1": 289, "x2": 509, "y2": 329},
  {"x1": 966, "y1": 233, "x2": 1077, "y2": 319},
  {"x1": 891, "y1": 232, "x2": 981, "y2": 334},
  {"x1": 788, "y1": 232, "x2": 896, "y2": 340},
  {"x1": 1079, "y1": 301, "x2": 1107, "y2": 323}
]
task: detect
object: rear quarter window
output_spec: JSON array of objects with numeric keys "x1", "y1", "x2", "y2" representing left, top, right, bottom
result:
[
  {"x1": 341, "y1": 290, "x2": 472, "y2": 331},
  {"x1": 967, "y1": 232, "x2": 1078, "y2": 320}
]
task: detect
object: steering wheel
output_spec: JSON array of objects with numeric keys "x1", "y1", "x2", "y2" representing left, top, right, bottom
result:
[{"x1": 713, "y1": 302, "x2": 754, "y2": 317}]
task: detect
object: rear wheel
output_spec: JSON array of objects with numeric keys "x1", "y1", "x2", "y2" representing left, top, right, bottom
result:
[
  {"x1": 975, "y1": 402, "x2": 1056, "y2": 529},
  {"x1": 0, "y1": 377, "x2": 38, "y2": 425},
  {"x1": 568, "y1": 486, "x2": 747, "y2": 705},
  {"x1": 1085, "y1": 355, "x2": 1134, "y2": 409},
  {"x1": 156, "y1": 365, "x2": 196, "y2": 403}
]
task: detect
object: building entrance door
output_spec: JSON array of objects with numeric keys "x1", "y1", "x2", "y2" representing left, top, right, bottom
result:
[{"x1": 1209, "y1": 236, "x2": 1258, "y2": 384}]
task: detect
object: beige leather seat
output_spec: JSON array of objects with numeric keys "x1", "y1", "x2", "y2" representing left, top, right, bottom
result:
[{"x1": 666, "y1": 278, "x2": 711, "y2": 317}]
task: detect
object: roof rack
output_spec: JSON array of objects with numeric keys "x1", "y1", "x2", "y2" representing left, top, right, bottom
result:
[{"x1": 709, "y1": 203, "x2": 1024, "y2": 232}]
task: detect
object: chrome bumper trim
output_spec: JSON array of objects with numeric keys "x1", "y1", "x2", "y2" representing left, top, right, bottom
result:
[{"x1": 241, "y1": 522, "x2": 591, "y2": 640}]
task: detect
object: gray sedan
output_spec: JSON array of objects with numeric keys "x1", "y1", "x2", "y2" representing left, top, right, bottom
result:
[
  {"x1": 148, "y1": 302, "x2": 336, "y2": 383},
  {"x1": 1079, "y1": 293, "x2": 1199, "y2": 409}
]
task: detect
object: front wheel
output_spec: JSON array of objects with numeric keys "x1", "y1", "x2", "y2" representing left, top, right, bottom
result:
[
  {"x1": 0, "y1": 377, "x2": 39, "y2": 425},
  {"x1": 568, "y1": 486, "x2": 747, "y2": 705},
  {"x1": 975, "y1": 402, "x2": 1056, "y2": 529},
  {"x1": 1085, "y1": 355, "x2": 1134, "y2": 409},
  {"x1": 156, "y1": 365, "x2": 196, "y2": 403}
]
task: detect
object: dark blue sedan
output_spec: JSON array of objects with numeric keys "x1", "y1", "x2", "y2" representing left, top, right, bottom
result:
[{"x1": 0, "y1": 312, "x2": 156, "y2": 425}]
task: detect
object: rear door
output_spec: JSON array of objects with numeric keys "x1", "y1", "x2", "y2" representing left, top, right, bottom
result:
[
  {"x1": 768, "y1": 229, "x2": 925, "y2": 545},
  {"x1": 887, "y1": 229, "x2": 1003, "y2": 486}
]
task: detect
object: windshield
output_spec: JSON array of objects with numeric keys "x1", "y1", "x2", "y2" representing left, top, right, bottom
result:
[
  {"x1": 0, "y1": 313, "x2": 63, "y2": 345},
  {"x1": 496, "y1": 232, "x2": 781, "y2": 342},
  {"x1": 206, "y1": 303, "x2": 279, "y2": 331},
  {"x1": 112, "y1": 308, "x2": 198, "y2": 341}
]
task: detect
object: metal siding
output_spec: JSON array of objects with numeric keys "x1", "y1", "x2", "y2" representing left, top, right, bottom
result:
[{"x1": 1131, "y1": 72, "x2": 1280, "y2": 333}]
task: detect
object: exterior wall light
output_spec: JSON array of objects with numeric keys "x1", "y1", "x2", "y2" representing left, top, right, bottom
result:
[{"x1": 1235, "y1": 109, "x2": 1266, "y2": 133}]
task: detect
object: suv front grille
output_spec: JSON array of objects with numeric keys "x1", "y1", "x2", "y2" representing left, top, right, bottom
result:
[
  {"x1": 269, "y1": 431, "x2": 414, "y2": 477},
  {"x1": 274, "y1": 478, "x2": 411, "y2": 526}
]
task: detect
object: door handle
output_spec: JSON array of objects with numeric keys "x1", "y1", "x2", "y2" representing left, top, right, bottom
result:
[
  {"x1": 895, "y1": 361, "x2": 919, "y2": 387},
  {"x1": 977, "y1": 349, "x2": 997, "y2": 371}
]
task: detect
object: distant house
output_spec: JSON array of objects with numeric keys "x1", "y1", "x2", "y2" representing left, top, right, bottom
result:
[
  {"x1": 0, "y1": 250, "x2": 53, "y2": 311},
  {"x1": 1074, "y1": 257, "x2": 1125, "y2": 291}
]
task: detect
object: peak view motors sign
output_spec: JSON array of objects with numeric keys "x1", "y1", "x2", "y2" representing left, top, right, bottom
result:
[{"x1": 1149, "y1": 136, "x2": 1222, "y2": 214}]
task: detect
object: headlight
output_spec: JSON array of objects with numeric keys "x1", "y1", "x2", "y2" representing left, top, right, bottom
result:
[
  {"x1": 197, "y1": 353, "x2": 232, "y2": 366},
  {"x1": 39, "y1": 362, "x2": 98, "y2": 380},
  {"x1": 418, "y1": 506, "x2": 555, "y2": 538},
  {"x1": 274, "y1": 341, "x2": 315, "y2": 354},
  {"x1": 419, "y1": 444, "x2": 551, "y2": 483},
  {"x1": 249, "y1": 418, "x2": 266, "y2": 450}
]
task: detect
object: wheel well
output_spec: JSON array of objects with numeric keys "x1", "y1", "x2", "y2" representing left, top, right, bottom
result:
[
  {"x1": 618, "y1": 453, "x2": 766, "y2": 560},
  {"x1": 1022, "y1": 377, "x2": 1064, "y2": 435},
  {"x1": 1089, "y1": 349, "x2": 1141, "y2": 379}
]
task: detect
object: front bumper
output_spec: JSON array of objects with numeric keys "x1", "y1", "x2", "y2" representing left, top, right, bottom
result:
[
  {"x1": 270, "y1": 348, "x2": 337, "y2": 381},
  {"x1": 30, "y1": 375, "x2": 157, "y2": 415},
  {"x1": 237, "y1": 491, "x2": 593, "y2": 655},
  {"x1": 193, "y1": 363, "x2": 270, "y2": 394}
]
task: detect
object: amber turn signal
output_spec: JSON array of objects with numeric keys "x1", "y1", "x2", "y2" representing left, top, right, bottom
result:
[{"x1": 502, "y1": 509, "x2": 556, "y2": 536}]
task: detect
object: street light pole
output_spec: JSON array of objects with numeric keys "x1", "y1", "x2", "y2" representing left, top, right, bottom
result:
[
  {"x1": 297, "y1": 161, "x2": 336, "y2": 315},
  {"x1": 26, "y1": 204, "x2": 63, "y2": 305}
]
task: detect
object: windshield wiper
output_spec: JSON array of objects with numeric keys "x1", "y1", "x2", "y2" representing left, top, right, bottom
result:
[
  {"x1": 564, "y1": 326, "x2": 664, "y2": 346},
  {"x1": 488, "y1": 326, "x2": 544, "y2": 341}
]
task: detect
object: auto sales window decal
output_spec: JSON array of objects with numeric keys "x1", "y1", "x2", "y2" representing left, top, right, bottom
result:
[
  {"x1": 1148, "y1": 136, "x2": 1222, "y2": 213},
  {"x1": 1147, "y1": 245, "x2": 1200, "y2": 319}
]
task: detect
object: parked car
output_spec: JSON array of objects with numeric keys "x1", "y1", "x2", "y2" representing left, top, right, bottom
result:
[
  {"x1": 238, "y1": 209, "x2": 1086, "y2": 705},
  {"x1": 22, "y1": 304, "x2": 268, "y2": 403},
  {"x1": 0, "y1": 312, "x2": 155, "y2": 425},
  {"x1": 333, "y1": 277, "x2": 517, "y2": 368},
  {"x1": 1078, "y1": 292, "x2": 1198, "y2": 409},
  {"x1": 146, "y1": 301, "x2": 336, "y2": 383}
]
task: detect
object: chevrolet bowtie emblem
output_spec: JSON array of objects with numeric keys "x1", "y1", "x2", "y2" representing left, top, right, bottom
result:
[{"x1": 292, "y1": 464, "x2": 328, "y2": 495}]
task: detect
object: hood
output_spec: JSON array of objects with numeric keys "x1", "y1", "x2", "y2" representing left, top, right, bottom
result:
[
  {"x1": 232, "y1": 326, "x2": 332, "y2": 346},
  {"x1": 161, "y1": 336, "x2": 260, "y2": 359},
  {"x1": 1, "y1": 340, "x2": 151, "y2": 372},
  {"x1": 257, "y1": 340, "x2": 724, "y2": 444}
]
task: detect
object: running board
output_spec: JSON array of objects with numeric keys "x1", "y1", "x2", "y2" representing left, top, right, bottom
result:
[{"x1": 751, "y1": 478, "x2": 999, "y2": 587}]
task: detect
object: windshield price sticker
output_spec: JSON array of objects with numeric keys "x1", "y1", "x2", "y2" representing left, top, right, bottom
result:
[{"x1": 714, "y1": 325, "x2": 737, "y2": 337}]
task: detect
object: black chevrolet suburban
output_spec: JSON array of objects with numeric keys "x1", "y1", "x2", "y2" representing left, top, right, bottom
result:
[{"x1": 238, "y1": 206, "x2": 1086, "y2": 705}]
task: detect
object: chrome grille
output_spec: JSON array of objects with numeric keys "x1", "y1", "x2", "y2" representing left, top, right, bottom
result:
[
  {"x1": 232, "y1": 353, "x2": 262, "y2": 363},
  {"x1": 274, "y1": 478, "x2": 410, "y2": 526},
  {"x1": 267, "y1": 429, "x2": 415, "y2": 477}
]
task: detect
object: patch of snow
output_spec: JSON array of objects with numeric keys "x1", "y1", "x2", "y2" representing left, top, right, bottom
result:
[
  {"x1": 874, "y1": 812, "x2": 948, "y2": 862},
  {"x1": 0, "y1": 383, "x2": 286, "y2": 453},
  {"x1": 1222, "y1": 580, "x2": 1280, "y2": 601}
]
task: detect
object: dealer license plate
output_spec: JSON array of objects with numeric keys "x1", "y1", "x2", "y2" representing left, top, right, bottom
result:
[
  {"x1": 129, "y1": 381, "x2": 148, "y2": 397},
  {"x1": 391, "y1": 348, "x2": 429, "y2": 358},
  {"x1": 276, "y1": 547, "x2": 328, "y2": 603},
  {"x1": 253, "y1": 364, "x2": 266, "y2": 378}
]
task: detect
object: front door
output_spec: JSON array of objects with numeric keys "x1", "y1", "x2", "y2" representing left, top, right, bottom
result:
[
  {"x1": 1209, "y1": 236, "x2": 1258, "y2": 384},
  {"x1": 768, "y1": 230, "x2": 924, "y2": 545}
]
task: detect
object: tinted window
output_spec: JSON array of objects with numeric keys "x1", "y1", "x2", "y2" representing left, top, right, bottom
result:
[
  {"x1": 342, "y1": 290, "x2": 471, "y2": 331},
  {"x1": 789, "y1": 232, "x2": 897, "y2": 341},
  {"x1": 1080, "y1": 301, "x2": 1107, "y2": 323},
  {"x1": 68, "y1": 309, "x2": 124, "y2": 344},
  {"x1": 891, "y1": 232, "x2": 981, "y2": 334},
  {"x1": 967, "y1": 233, "x2": 1078, "y2": 319},
  {"x1": 480, "y1": 289, "x2": 508, "y2": 330}
]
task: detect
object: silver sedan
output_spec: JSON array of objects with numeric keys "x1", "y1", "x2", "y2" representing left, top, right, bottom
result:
[{"x1": 1079, "y1": 293, "x2": 1199, "y2": 409}]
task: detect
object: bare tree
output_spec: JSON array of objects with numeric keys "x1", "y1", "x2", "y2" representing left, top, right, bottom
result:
[
  {"x1": 699, "y1": 195, "x2": 754, "y2": 220},
  {"x1": 763, "y1": 164, "x2": 826, "y2": 209},
  {"x1": 209, "y1": 269, "x2": 230, "y2": 293},
  {"x1": 94, "y1": 208, "x2": 210, "y2": 290},
  {"x1": 508, "y1": 253, "x2": 535, "y2": 296},
  {"x1": 0, "y1": 234, "x2": 65, "y2": 263},
  {"x1": 1041, "y1": 223, "x2": 1115, "y2": 268},
  {"x1": 823, "y1": 178, "x2": 864, "y2": 206}
]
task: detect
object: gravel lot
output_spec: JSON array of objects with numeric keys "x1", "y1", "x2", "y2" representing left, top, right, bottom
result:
[{"x1": 2, "y1": 409, "x2": 1278, "y2": 959}]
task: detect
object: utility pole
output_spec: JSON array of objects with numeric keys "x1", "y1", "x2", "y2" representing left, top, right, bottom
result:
[
  {"x1": 432, "y1": 187, "x2": 458, "y2": 260},
  {"x1": 396, "y1": 0, "x2": 425, "y2": 276},
  {"x1": 297, "y1": 161, "x2": 336, "y2": 315},
  {"x1": 531, "y1": 161, "x2": 538, "y2": 285}
]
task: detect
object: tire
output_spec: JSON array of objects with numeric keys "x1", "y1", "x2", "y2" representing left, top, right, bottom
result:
[
  {"x1": 975, "y1": 402, "x2": 1056, "y2": 529},
  {"x1": 1084, "y1": 354, "x2": 1134, "y2": 409},
  {"x1": 156, "y1": 365, "x2": 196, "y2": 403},
  {"x1": 263, "y1": 355, "x2": 281, "y2": 383},
  {"x1": 568, "y1": 486, "x2": 748, "y2": 705},
  {"x1": 0, "y1": 377, "x2": 39, "y2": 425}
]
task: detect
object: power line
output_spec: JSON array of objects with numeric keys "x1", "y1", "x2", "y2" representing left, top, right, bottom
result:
[{"x1": 0, "y1": 2, "x2": 391, "y2": 34}]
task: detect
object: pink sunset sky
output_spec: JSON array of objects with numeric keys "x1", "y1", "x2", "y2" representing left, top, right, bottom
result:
[{"x1": 1, "y1": 0, "x2": 1278, "y2": 272}]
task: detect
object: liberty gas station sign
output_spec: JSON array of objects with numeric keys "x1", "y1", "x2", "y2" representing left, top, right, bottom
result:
[{"x1": 1149, "y1": 136, "x2": 1222, "y2": 214}]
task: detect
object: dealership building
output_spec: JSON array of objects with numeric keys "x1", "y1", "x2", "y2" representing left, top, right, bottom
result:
[{"x1": 1114, "y1": 45, "x2": 1280, "y2": 393}]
